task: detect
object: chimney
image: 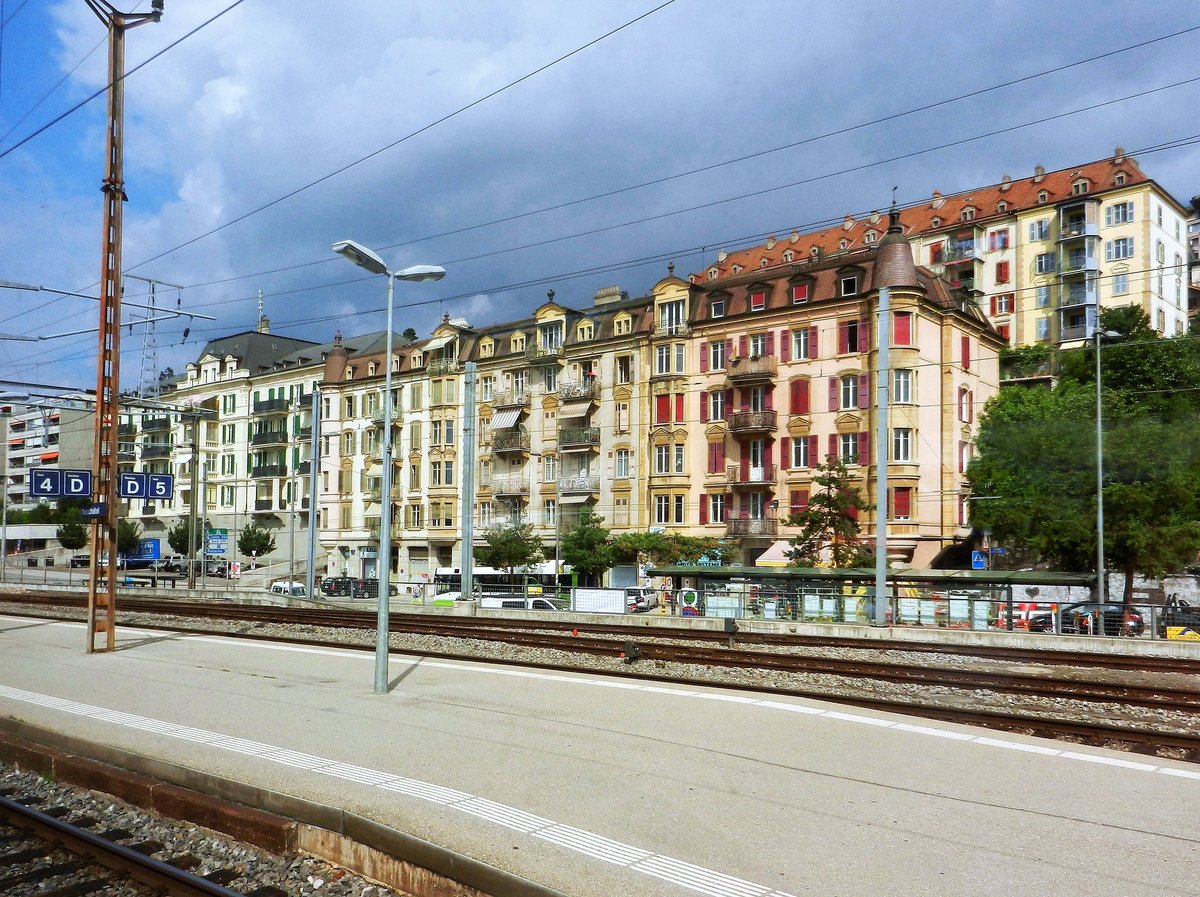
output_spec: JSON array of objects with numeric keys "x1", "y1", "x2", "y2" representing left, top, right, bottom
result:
[
  {"x1": 1114, "y1": 146, "x2": 1126, "y2": 164},
  {"x1": 790, "y1": 230, "x2": 799, "y2": 243},
  {"x1": 593, "y1": 285, "x2": 623, "y2": 305},
  {"x1": 931, "y1": 190, "x2": 945, "y2": 209},
  {"x1": 717, "y1": 249, "x2": 728, "y2": 262},
  {"x1": 765, "y1": 235, "x2": 777, "y2": 250},
  {"x1": 1000, "y1": 174, "x2": 1011, "y2": 192},
  {"x1": 843, "y1": 214, "x2": 855, "y2": 231},
  {"x1": 1033, "y1": 164, "x2": 1046, "y2": 183},
  {"x1": 257, "y1": 315, "x2": 270, "y2": 334}
]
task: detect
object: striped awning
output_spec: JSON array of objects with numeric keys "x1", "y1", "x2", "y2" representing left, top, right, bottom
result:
[
  {"x1": 559, "y1": 493, "x2": 593, "y2": 504},
  {"x1": 40, "y1": 451, "x2": 59, "y2": 462},
  {"x1": 557, "y1": 400, "x2": 592, "y2": 419},
  {"x1": 423, "y1": 333, "x2": 453, "y2": 352},
  {"x1": 489, "y1": 408, "x2": 522, "y2": 430}
]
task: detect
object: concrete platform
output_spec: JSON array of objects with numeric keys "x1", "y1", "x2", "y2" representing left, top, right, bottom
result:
[{"x1": 0, "y1": 612, "x2": 1197, "y2": 897}]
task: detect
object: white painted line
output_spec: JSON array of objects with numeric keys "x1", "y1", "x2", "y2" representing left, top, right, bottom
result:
[
  {"x1": 376, "y1": 778, "x2": 471, "y2": 805},
  {"x1": 533, "y1": 824, "x2": 650, "y2": 866},
  {"x1": 824, "y1": 711, "x2": 896, "y2": 727},
  {"x1": 1059, "y1": 751, "x2": 1157, "y2": 771},
  {"x1": 1157, "y1": 767, "x2": 1200, "y2": 780},
  {"x1": 688, "y1": 693, "x2": 761, "y2": 704},
  {"x1": 755, "y1": 700, "x2": 824, "y2": 715},
  {"x1": 892, "y1": 723, "x2": 976, "y2": 741},
  {"x1": 973, "y1": 737, "x2": 1062, "y2": 755},
  {"x1": 454, "y1": 798, "x2": 551, "y2": 833},
  {"x1": 322, "y1": 763, "x2": 400, "y2": 785},
  {"x1": 633, "y1": 853, "x2": 770, "y2": 897}
]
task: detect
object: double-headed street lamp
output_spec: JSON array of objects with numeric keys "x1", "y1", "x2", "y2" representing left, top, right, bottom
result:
[
  {"x1": 1094, "y1": 328, "x2": 1121, "y2": 605},
  {"x1": 333, "y1": 240, "x2": 444, "y2": 694}
]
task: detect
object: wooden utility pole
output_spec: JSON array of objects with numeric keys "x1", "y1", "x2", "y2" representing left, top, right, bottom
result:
[{"x1": 85, "y1": 1, "x2": 163, "y2": 653}]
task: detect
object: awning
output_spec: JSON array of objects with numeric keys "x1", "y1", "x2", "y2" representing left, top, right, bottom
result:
[
  {"x1": 559, "y1": 493, "x2": 594, "y2": 504},
  {"x1": 558, "y1": 400, "x2": 593, "y2": 419},
  {"x1": 39, "y1": 452, "x2": 59, "y2": 462},
  {"x1": 489, "y1": 408, "x2": 522, "y2": 430},
  {"x1": 754, "y1": 540, "x2": 793, "y2": 568},
  {"x1": 423, "y1": 333, "x2": 453, "y2": 352}
]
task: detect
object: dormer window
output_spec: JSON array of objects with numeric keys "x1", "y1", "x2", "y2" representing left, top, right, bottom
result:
[
  {"x1": 708, "y1": 267, "x2": 718, "y2": 280},
  {"x1": 345, "y1": 365, "x2": 354, "y2": 380},
  {"x1": 710, "y1": 297, "x2": 725, "y2": 318},
  {"x1": 511, "y1": 333, "x2": 526, "y2": 353},
  {"x1": 1037, "y1": 190, "x2": 1048, "y2": 204},
  {"x1": 731, "y1": 264, "x2": 742, "y2": 274},
  {"x1": 614, "y1": 314, "x2": 632, "y2": 336},
  {"x1": 412, "y1": 353, "x2": 423, "y2": 368},
  {"x1": 1114, "y1": 171, "x2": 1127, "y2": 186},
  {"x1": 961, "y1": 207, "x2": 975, "y2": 222},
  {"x1": 791, "y1": 282, "x2": 810, "y2": 304},
  {"x1": 809, "y1": 245, "x2": 819, "y2": 256},
  {"x1": 838, "y1": 238, "x2": 848, "y2": 250},
  {"x1": 783, "y1": 249, "x2": 794, "y2": 262},
  {"x1": 480, "y1": 339, "x2": 494, "y2": 358},
  {"x1": 864, "y1": 230, "x2": 877, "y2": 244},
  {"x1": 931, "y1": 216, "x2": 941, "y2": 228},
  {"x1": 840, "y1": 274, "x2": 859, "y2": 296},
  {"x1": 1072, "y1": 178, "x2": 1089, "y2": 195},
  {"x1": 368, "y1": 362, "x2": 377, "y2": 377},
  {"x1": 759, "y1": 257, "x2": 769, "y2": 268},
  {"x1": 997, "y1": 201, "x2": 1007, "y2": 213},
  {"x1": 749, "y1": 290, "x2": 766, "y2": 311},
  {"x1": 577, "y1": 321, "x2": 595, "y2": 341}
]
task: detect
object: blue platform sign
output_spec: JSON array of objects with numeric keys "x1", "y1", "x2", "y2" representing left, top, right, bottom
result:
[
  {"x1": 118, "y1": 471, "x2": 175, "y2": 500},
  {"x1": 63, "y1": 470, "x2": 92, "y2": 497},
  {"x1": 30, "y1": 469, "x2": 61, "y2": 498},
  {"x1": 147, "y1": 473, "x2": 174, "y2": 499},
  {"x1": 971, "y1": 550, "x2": 987, "y2": 570},
  {"x1": 117, "y1": 472, "x2": 146, "y2": 498},
  {"x1": 81, "y1": 503, "x2": 107, "y2": 519}
]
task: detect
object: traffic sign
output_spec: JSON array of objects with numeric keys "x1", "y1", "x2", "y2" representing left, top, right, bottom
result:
[
  {"x1": 971, "y1": 551, "x2": 986, "y2": 570},
  {"x1": 30, "y1": 469, "x2": 62, "y2": 497}
]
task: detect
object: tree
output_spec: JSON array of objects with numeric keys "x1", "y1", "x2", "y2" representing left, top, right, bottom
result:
[
  {"x1": 784, "y1": 459, "x2": 872, "y2": 567},
  {"x1": 401, "y1": 327, "x2": 418, "y2": 342},
  {"x1": 238, "y1": 523, "x2": 276, "y2": 560},
  {"x1": 474, "y1": 520, "x2": 543, "y2": 578},
  {"x1": 609, "y1": 532, "x2": 734, "y2": 567},
  {"x1": 559, "y1": 508, "x2": 612, "y2": 580},
  {"x1": 116, "y1": 519, "x2": 143, "y2": 556},
  {"x1": 56, "y1": 520, "x2": 88, "y2": 551},
  {"x1": 166, "y1": 519, "x2": 204, "y2": 556},
  {"x1": 969, "y1": 318, "x2": 1200, "y2": 608}
]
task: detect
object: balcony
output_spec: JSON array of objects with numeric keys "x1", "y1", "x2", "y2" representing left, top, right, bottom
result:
[
  {"x1": 491, "y1": 389, "x2": 530, "y2": 408},
  {"x1": 117, "y1": 423, "x2": 135, "y2": 436},
  {"x1": 1059, "y1": 251, "x2": 1099, "y2": 276},
  {"x1": 251, "y1": 464, "x2": 286, "y2": 479},
  {"x1": 426, "y1": 358, "x2": 461, "y2": 375},
  {"x1": 254, "y1": 498, "x2": 274, "y2": 512},
  {"x1": 558, "y1": 474, "x2": 600, "y2": 493},
  {"x1": 1058, "y1": 220, "x2": 1099, "y2": 240},
  {"x1": 725, "y1": 355, "x2": 778, "y2": 384},
  {"x1": 370, "y1": 407, "x2": 402, "y2": 427},
  {"x1": 251, "y1": 430, "x2": 288, "y2": 447},
  {"x1": 492, "y1": 431, "x2": 531, "y2": 454},
  {"x1": 1060, "y1": 324, "x2": 1089, "y2": 342},
  {"x1": 652, "y1": 322, "x2": 689, "y2": 339},
  {"x1": 1058, "y1": 285, "x2": 1098, "y2": 309},
  {"x1": 492, "y1": 476, "x2": 530, "y2": 496},
  {"x1": 252, "y1": 397, "x2": 289, "y2": 414},
  {"x1": 558, "y1": 426, "x2": 600, "y2": 450},
  {"x1": 140, "y1": 503, "x2": 157, "y2": 517},
  {"x1": 297, "y1": 461, "x2": 311, "y2": 476},
  {"x1": 726, "y1": 516, "x2": 778, "y2": 538},
  {"x1": 526, "y1": 345, "x2": 565, "y2": 366},
  {"x1": 727, "y1": 464, "x2": 777, "y2": 487},
  {"x1": 557, "y1": 379, "x2": 600, "y2": 402},
  {"x1": 368, "y1": 484, "x2": 402, "y2": 502},
  {"x1": 117, "y1": 447, "x2": 136, "y2": 462},
  {"x1": 727, "y1": 410, "x2": 777, "y2": 436},
  {"x1": 141, "y1": 443, "x2": 172, "y2": 460},
  {"x1": 142, "y1": 417, "x2": 170, "y2": 433},
  {"x1": 943, "y1": 240, "x2": 982, "y2": 265}
]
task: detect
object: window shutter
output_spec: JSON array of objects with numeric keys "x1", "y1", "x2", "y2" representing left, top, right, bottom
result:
[
  {"x1": 781, "y1": 437, "x2": 791, "y2": 469},
  {"x1": 764, "y1": 387, "x2": 773, "y2": 411},
  {"x1": 699, "y1": 342, "x2": 709, "y2": 372},
  {"x1": 765, "y1": 332, "x2": 776, "y2": 356},
  {"x1": 789, "y1": 490, "x2": 800, "y2": 514},
  {"x1": 764, "y1": 441, "x2": 773, "y2": 467},
  {"x1": 828, "y1": 433, "x2": 838, "y2": 461},
  {"x1": 838, "y1": 321, "x2": 849, "y2": 355},
  {"x1": 656, "y1": 394, "x2": 670, "y2": 422},
  {"x1": 725, "y1": 338, "x2": 734, "y2": 360},
  {"x1": 725, "y1": 389, "x2": 734, "y2": 412},
  {"x1": 962, "y1": 336, "x2": 971, "y2": 370},
  {"x1": 807, "y1": 435, "x2": 818, "y2": 465},
  {"x1": 958, "y1": 440, "x2": 965, "y2": 473},
  {"x1": 790, "y1": 380, "x2": 801, "y2": 414},
  {"x1": 738, "y1": 334, "x2": 748, "y2": 357},
  {"x1": 700, "y1": 392, "x2": 709, "y2": 423},
  {"x1": 675, "y1": 393, "x2": 684, "y2": 423},
  {"x1": 780, "y1": 330, "x2": 791, "y2": 361},
  {"x1": 699, "y1": 496, "x2": 708, "y2": 525},
  {"x1": 828, "y1": 377, "x2": 839, "y2": 411},
  {"x1": 858, "y1": 318, "x2": 870, "y2": 352},
  {"x1": 858, "y1": 431, "x2": 869, "y2": 465},
  {"x1": 895, "y1": 312, "x2": 911, "y2": 345},
  {"x1": 989, "y1": 295, "x2": 998, "y2": 316},
  {"x1": 808, "y1": 325, "x2": 819, "y2": 358},
  {"x1": 857, "y1": 373, "x2": 869, "y2": 408},
  {"x1": 968, "y1": 390, "x2": 974, "y2": 423},
  {"x1": 740, "y1": 389, "x2": 750, "y2": 412},
  {"x1": 740, "y1": 457, "x2": 749, "y2": 480},
  {"x1": 894, "y1": 487, "x2": 912, "y2": 518}
]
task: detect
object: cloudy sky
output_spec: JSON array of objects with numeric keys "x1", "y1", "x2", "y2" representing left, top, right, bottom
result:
[{"x1": 1, "y1": 0, "x2": 1198, "y2": 395}]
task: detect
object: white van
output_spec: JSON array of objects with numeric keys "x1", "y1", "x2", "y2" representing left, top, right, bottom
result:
[
  {"x1": 480, "y1": 595, "x2": 560, "y2": 611},
  {"x1": 269, "y1": 580, "x2": 307, "y2": 597}
]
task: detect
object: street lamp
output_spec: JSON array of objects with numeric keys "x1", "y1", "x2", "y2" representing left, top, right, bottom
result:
[
  {"x1": 332, "y1": 240, "x2": 444, "y2": 694},
  {"x1": 1094, "y1": 328, "x2": 1120, "y2": 604}
]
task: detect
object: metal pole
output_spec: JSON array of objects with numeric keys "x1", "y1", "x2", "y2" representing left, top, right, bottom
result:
[
  {"x1": 186, "y1": 425, "x2": 198, "y2": 589},
  {"x1": 288, "y1": 397, "x2": 297, "y2": 589},
  {"x1": 374, "y1": 274, "x2": 396, "y2": 694},
  {"x1": 200, "y1": 462, "x2": 208, "y2": 590},
  {"x1": 554, "y1": 462, "x2": 561, "y2": 590},
  {"x1": 1, "y1": 481, "x2": 7, "y2": 584},
  {"x1": 460, "y1": 363, "x2": 477, "y2": 602},
  {"x1": 1095, "y1": 332, "x2": 1105, "y2": 604},
  {"x1": 874, "y1": 287, "x2": 890, "y2": 626},
  {"x1": 306, "y1": 387, "x2": 320, "y2": 600}
]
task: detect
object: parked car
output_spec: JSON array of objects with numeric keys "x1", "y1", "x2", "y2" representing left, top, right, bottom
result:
[
  {"x1": 70, "y1": 554, "x2": 90, "y2": 568},
  {"x1": 1029, "y1": 602, "x2": 1143, "y2": 636},
  {"x1": 351, "y1": 578, "x2": 399, "y2": 598},
  {"x1": 269, "y1": 580, "x2": 307, "y2": 597},
  {"x1": 320, "y1": 576, "x2": 354, "y2": 597},
  {"x1": 205, "y1": 561, "x2": 229, "y2": 577},
  {"x1": 624, "y1": 587, "x2": 659, "y2": 613},
  {"x1": 1156, "y1": 595, "x2": 1200, "y2": 638}
]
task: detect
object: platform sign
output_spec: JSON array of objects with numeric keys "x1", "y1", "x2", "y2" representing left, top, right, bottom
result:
[
  {"x1": 30, "y1": 469, "x2": 62, "y2": 497},
  {"x1": 117, "y1": 472, "x2": 146, "y2": 498},
  {"x1": 116, "y1": 471, "x2": 175, "y2": 499},
  {"x1": 147, "y1": 473, "x2": 174, "y2": 500},
  {"x1": 129, "y1": 538, "x2": 161, "y2": 561},
  {"x1": 971, "y1": 551, "x2": 987, "y2": 570},
  {"x1": 81, "y1": 503, "x2": 107, "y2": 520},
  {"x1": 63, "y1": 470, "x2": 92, "y2": 497}
]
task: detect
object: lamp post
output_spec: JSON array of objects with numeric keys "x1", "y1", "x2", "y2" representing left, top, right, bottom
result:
[
  {"x1": 1094, "y1": 328, "x2": 1120, "y2": 604},
  {"x1": 333, "y1": 240, "x2": 444, "y2": 694}
]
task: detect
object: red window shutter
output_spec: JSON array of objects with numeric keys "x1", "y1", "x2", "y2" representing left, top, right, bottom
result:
[
  {"x1": 781, "y1": 437, "x2": 791, "y2": 469},
  {"x1": 808, "y1": 325, "x2": 818, "y2": 358},
  {"x1": 893, "y1": 312, "x2": 911, "y2": 345},
  {"x1": 958, "y1": 440, "x2": 965, "y2": 473},
  {"x1": 790, "y1": 380, "x2": 801, "y2": 414},
  {"x1": 708, "y1": 441, "x2": 723, "y2": 473},
  {"x1": 764, "y1": 444, "x2": 774, "y2": 470},
  {"x1": 962, "y1": 336, "x2": 971, "y2": 370},
  {"x1": 764, "y1": 387, "x2": 773, "y2": 411},
  {"x1": 828, "y1": 433, "x2": 838, "y2": 461},
  {"x1": 828, "y1": 377, "x2": 839, "y2": 411},
  {"x1": 765, "y1": 332, "x2": 776, "y2": 356},
  {"x1": 656, "y1": 394, "x2": 670, "y2": 423},
  {"x1": 858, "y1": 318, "x2": 870, "y2": 352},
  {"x1": 738, "y1": 334, "x2": 748, "y2": 357},
  {"x1": 798, "y1": 380, "x2": 810, "y2": 414},
  {"x1": 699, "y1": 342, "x2": 709, "y2": 372},
  {"x1": 968, "y1": 390, "x2": 974, "y2": 423},
  {"x1": 699, "y1": 497, "x2": 708, "y2": 524},
  {"x1": 675, "y1": 393, "x2": 684, "y2": 423},
  {"x1": 740, "y1": 390, "x2": 749, "y2": 412},
  {"x1": 998, "y1": 324, "x2": 1010, "y2": 341},
  {"x1": 725, "y1": 389, "x2": 733, "y2": 412},
  {"x1": 838, "y1": 321, "x2": 849, "y2": 355},
  {"x1": 858, "y1": 431, "x2": 869, "y2": 466},
  {"x1": 789, "y1": 489, "x2": 800, "y2": 513},
  {"x1": 996, "y1": 260, "x2": 1010, "y2": 283},
  {"x1": 795, "y1": 490, "x2": 809, "y2": 512},
  {"x1": 700, "y1": 392, "x2": 709, "y2": 423},
  {"x1": 807, "y1": 435, "x2": 818, "y2": 465},
  {"x1": 857, "y1": 373, "x2": 869, "y2": 408},
  {"x1": 740, "y1": 457, "x2": 749, "y2": 480},
  {"x1": 989, "y1": 295, "x2": 997, "y2": 316},
  {"x1": 780, "y1": 330, "x2": 791, "y2": 361},
  {"x1": 725, "y1": 338, "x2": 734, "y2": 360},
  {"x1": 894, "y1": 487, "x2": 912, "y2": 518}
]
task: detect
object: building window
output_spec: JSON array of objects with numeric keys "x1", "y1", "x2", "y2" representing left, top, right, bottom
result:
[
  {"x1": 616, "y1": 355, "x2": 632, "y2": 384},
  {"x1": 892, "y1": 428, "x2": 913, "y2": 462},
  {"x1": 988, "y1": 229, "x2": 1010, "y2": 250},
  {"x1": 1033, "y1": 252, "x2": 1055, "y2": 275},
  {"x1": 1072, "y1": 179, "x2": 1089, "y2": 195},
  {"x1": 1036, "y1": 316, "x2": 1051, "y2": 341},
  {"x1": 1106, "y1": 238, "x2": 1134, "y2": 261},
  {"x1": 749, "y1": 333, "x2": 767, "y2": 357},
  {"x1": 1037, "y1": 190, "x2": 1048, "y2": 204},
  {"x1": 893, "y1": 487, "x2": 913, "y2": 521},
  {"x1": 1029, "y1": 219, "x2": 1050, "y2": 242},
  {"x1": 790, "y1": 437, "x2": 810, "y2": 468},
  {"x1": 654, "y1": 444, "x2": 671, "y2": 474},
  {"x1": 893, "y1": 369, "x2": 912, "y2": 404},
  {"x1": 1106, "y1": 201, "x2": 1134, "y2": 225},
  {"x1": 993, "y1": 293, "x2": 1014, "y2": 314},
  {"x1": 1036, "y1": 285, "x2": 1051, "y2": 307},
  {"x1": 614, "y1": 316, "x2": 632, "y2": 336},
  {"x1": 791, "y1": 327, "x2": 812, "y2": 360},
  {"x1": 931, "y1": 216, "x2": 941, "y2": 228},
  {"x1": 995, "y1": 260, "x2": 1011, "y2": 283},
  {"x1": 578, "y1": 322, "x2": 594, "y2": 341},
  {"x1": 655, "y1": 345, "x2": 671, "y2": 376},
  {"x1": 654, "y1": 494, "x2": 671, "y2": 524},
  {"x1": 544, "y1": 499, "x2": 557, "y2": 527},
  {"x1": 961, "y1": 207, "x2": 975, "y2": 222},
  {"x1": 708, "y1": 389, "x2": 726, "y2": 421},
  {"x1": 893, "y1": 311, "x2": 913, "y2": 345},
  {"x1": 791, "y1": 283, "x2": 809, "y2": 304},
  {"x1": 708, "y1": 493, "x2": 726, "y2": 523},
  {"x1": 839, "y1": 374, "x2": 859, "y2": 410},
  {"x1": 543, "y1": 366, "x2": 557, "y2": 392},
  {"x1": 839, "y1": 433, "x2": 859, "y2": 464},
  {"x1": 840, "y1": 275, "x2": 858, "y2": 296},
  {"x1": 615, "y1": 449, "x2": 630, "y2": 478},
  {"x1": 710, "y1": 298, "x2": 725, "y2": 318},
  {"x1": 1109, "y1": 272, "x2": 1127, "y2": 295},
  {"x1": 511, "y1": 334, "x2": 526, "y2": 353},
  {"x1": 929, "y1": 242, "x2": 944, "y2": 265},
  {"x1": 749, "y1": 290, "x2": 766, "y2": 311},
  {"x1": 1114, "y1": 172, "x2": 1126, "y2": 186},
  {"x1": 709, "y1": 340, "x2": 726, "y2": 371}
]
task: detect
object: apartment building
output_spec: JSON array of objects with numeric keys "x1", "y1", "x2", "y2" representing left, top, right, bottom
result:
[
  {"x1": 2, "y1": 398, "x2": 92, "y2": 512},
  {"x1": 709, "y1": 149, "x2": 1190, "y2": 349}
]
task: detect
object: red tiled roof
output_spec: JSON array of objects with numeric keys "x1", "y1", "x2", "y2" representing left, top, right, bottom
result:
[{"x1": 693, "y1": 152, "x2": 1149, "y2": 282}]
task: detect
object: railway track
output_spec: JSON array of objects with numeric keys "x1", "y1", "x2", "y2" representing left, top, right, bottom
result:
[
  {"x1": 0, "y1": 791, "x2": 266, "y2": 897},
  {"x1": 4, "y1": 591, "x2": 1200, "y2": 761}
]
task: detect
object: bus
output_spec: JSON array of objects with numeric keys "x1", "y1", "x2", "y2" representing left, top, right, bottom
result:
[{"x1": 433, "y1": 563, "x2": 572, "y2": 601}]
